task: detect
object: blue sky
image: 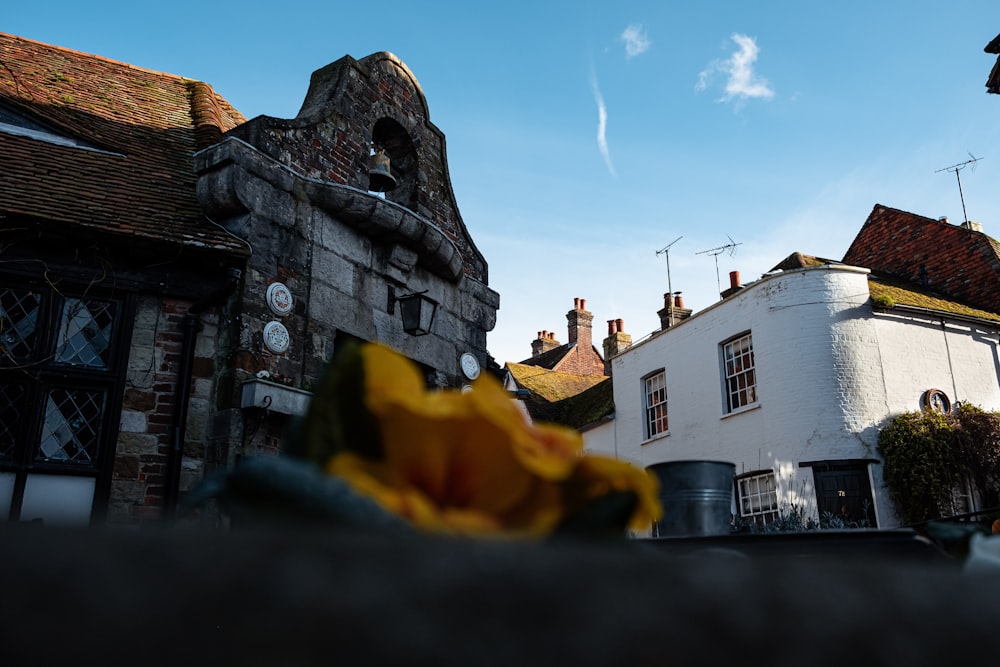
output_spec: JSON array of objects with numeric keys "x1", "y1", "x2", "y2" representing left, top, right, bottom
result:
[{"x1": 8, "y1": 2, "x2": 1000, "y2": 366}]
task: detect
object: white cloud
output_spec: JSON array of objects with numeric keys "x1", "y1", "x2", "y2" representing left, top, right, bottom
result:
[
  {"x1": 697, "y1": 33, "x2": 774, "y2": 104},
  {"x1": 621, "y1": 24, "x2": 651, "y2": 59},
  {"x1": 590, "y1": 73, "x2": 617, "y2": 178}
]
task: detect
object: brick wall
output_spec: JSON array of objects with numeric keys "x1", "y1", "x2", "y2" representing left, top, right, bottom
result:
[
  {"x1": 110, "y1": 296, "x2": 220, "y2": 524},
  {"x1": 226, "y1": 52, "x2": 488, "y2": 284}
]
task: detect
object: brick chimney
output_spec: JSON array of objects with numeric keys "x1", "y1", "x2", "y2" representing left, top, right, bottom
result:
[
  {"x1": 531, "y1": 330, "x2": 561, "y2": 357},
  {"x1": 567, "y1": 297, "x2": 593, "y2": 350},
  {"x1": 720, "y1": 271, "x2": 743, "y2": 299},
  {"x1": 603, "y1": 318, "x2": 632, "y2": 375},
  {"x1": 657, "y1": 292, "x2": 693, "y2": 330}
]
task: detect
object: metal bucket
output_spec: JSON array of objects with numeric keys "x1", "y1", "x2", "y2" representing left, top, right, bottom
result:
[{"x1": 650, "y1": 460, "x2": 736, "y2": 537}]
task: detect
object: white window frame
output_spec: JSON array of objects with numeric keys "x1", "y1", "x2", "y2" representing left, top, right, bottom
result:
[
  {"x1": 642, "y1": 370, "x2": 668, "y2": 440},
  {"x1": 737, "y1": 470, "x2": 778, "y2": 527},
  {"x1": 722, "y1": 332, "x2": 757, "y2": 413}
]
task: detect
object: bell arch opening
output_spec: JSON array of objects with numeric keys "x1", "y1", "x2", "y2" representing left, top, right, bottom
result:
[{"x1": 370, "y1": 118, "x2": 418, "y2": 211}]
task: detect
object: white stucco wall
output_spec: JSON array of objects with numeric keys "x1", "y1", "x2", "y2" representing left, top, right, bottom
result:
[
  {"x1": 580, "y1": 420, "x2": 629, "y2": 462},
  {"x1": 607, "y1": 264, "x2": 1000, "y2": 528}
]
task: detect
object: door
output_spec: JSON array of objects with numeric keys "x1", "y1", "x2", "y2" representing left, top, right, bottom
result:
[{"x1": 813, "y1": 463, "x2": 877, "y2": 528}]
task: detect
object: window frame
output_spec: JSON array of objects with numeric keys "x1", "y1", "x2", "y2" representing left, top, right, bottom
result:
[
  {"x1": 642, "y1": 369, "x2": 669, "y2": 440},
  {"x1": 736, "y1": 469, "x2": 778, "y2": 528},
  {"x1": 0, "y1": 277, "x2": 134, "y2": 523},
  {"x1": 721, "y1": 331, "x2": 757, "y2": 413}
]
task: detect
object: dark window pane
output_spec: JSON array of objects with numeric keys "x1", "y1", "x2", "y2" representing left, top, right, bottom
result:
[
  {"x1": 0, "y1": 382, "x2": 26, "y2": 461},
  {"x1": 55, "y1": 298, "x2": 115, "y2": 368},
  {"x1": 0, "y1": 288, "x2": 41, "y2": 364},
  {"x1": 37, "y1": 388, "x2": 105, "y2": 465}
]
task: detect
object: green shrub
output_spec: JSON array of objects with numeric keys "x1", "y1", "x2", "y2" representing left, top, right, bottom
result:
[{"x1": 879, "y1": 405, "x2": 1000, "y2": 525}]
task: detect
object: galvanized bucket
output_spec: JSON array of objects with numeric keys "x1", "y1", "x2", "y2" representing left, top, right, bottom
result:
[{"x1": 649, "y1": 460, "x2": 736, "y2": 537}]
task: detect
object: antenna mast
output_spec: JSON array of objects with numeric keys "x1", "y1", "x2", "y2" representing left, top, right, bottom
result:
[
  {"x1": 696, "y1": 236, "x2": 741, "y2": 299},
  {"x1": 935, "y1": 153, "x2": 983, "y2": 224},
  {"x1": 656, "y1": 236, "x2": 682, "y2": 327}
]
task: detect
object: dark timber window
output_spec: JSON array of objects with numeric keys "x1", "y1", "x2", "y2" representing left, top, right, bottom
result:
[{"x1": 0, "y1": 281, "x2": 131, "y2": 524}]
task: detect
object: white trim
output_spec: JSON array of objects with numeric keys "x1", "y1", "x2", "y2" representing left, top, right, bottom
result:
[{"x1": 0, "y1": 121, "x2": 125, "y2": 156}]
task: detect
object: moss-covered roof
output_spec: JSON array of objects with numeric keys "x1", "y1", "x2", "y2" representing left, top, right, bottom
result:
[
  {"x1": 505, "y1": 363, "x2": 613, "y2": 430},
  {"x1": 506, "y1": 363, "x2": 606, "y2": 402},
  {"x1": 868, "y1": 274, "x2": 1000, "y2": 323}
]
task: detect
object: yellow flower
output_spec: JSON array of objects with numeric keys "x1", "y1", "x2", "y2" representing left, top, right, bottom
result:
[{"x1": 324, "y1": 343, "x2": 661, "y2": 537}]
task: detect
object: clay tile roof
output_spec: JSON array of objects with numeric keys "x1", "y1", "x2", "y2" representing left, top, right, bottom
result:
[
  {"x1": 517, "y1": 343, "x2": 573, "y2": 369},
  {"x1": 0, "y1": 33, "x2": 248, "y2": 256},
  {"x1": 868, "y1": 273, "x2": 1000, "y2": 323},
  {"x1": 506, "y1": 362, "x2": 612, "y2": 429},
  {"x1": 842, "y1": 204, "x2": 1000, "y2": 314}
]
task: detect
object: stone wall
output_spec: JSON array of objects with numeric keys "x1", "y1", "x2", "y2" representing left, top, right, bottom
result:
[
  {"x1": 111, "y1": 295, "x2": 225, "y2": 524},
  {"x1": 195, "y1": 50, "x2": 500, "y2": 395}
]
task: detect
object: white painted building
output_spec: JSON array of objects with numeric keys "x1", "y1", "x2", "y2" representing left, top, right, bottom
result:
[{"x1": 597, "y1": 262, "x2": 1000, "y2": 529}]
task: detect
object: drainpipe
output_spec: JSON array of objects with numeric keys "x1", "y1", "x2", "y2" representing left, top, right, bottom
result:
[{"x1": 164, "y1": 267, "x2": 241, "y2": 519}]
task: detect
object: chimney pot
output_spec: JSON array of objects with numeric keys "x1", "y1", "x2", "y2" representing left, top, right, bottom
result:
[
  {"x1": 729, "y1": 271, "x2": 741, "y2": 289},
  {"x1": 580, "y1": 298, "x2": 586, "y2": 310},
  {"x1": 607, "y1": 319, "x2": 616, "y2": 335},
  {"x1": 616, "y1": 318, "x2": 624, "y2": 332},
  {"x1": 674, "y1": 294, "x2": 685, "y2": 309},
  {"x1": 574, "y1": 297, "x2": 580, "y2": 309}
]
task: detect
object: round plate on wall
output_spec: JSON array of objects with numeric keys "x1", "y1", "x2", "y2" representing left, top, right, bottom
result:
[
  {"x1": 266, "y1": 282, "x2": 294, "y2": 316},
  {"x1": 921, "y1": 388, "x2": 951, "y2": 413},
  {"x1": 263, "y1": 321, "x2": 290, "y2": 354},
  {"x1": 460, "y1": 352, "x2": 481, "y2": 380}
]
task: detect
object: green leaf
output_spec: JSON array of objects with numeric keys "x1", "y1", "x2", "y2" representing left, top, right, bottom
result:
[{"x1": 288, "y1": 339, "x2": 383, "y2": 465}]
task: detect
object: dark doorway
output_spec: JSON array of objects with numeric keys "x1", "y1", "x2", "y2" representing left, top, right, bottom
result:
[{"x1": 813, "y1": 462, "x2": 877, "y2": 528}]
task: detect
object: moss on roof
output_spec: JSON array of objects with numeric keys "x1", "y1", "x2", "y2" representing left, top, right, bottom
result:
[
  {"x1": 506, "y1": 363, "x2": 606, "y2": 402},
  {"x1": 505, "y1": 362, "x2": 613, "y2": 430},
  {"x1": 868, "y1": 274, "x2": 1000, "y2": 322}
]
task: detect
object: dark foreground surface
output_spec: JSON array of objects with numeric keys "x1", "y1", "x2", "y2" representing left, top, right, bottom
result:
[{"x1": 1, "y1": 523, "x2": 997, "y2": 666}]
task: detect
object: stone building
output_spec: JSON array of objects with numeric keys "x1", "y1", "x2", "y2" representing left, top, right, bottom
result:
[{"x1": 0, "y1": 33, "x2": 498, "y2": 525}]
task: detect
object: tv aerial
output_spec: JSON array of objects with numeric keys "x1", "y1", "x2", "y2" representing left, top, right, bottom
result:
[
  {"x1": 656, "y1": 236, "x2": 683, "y2": 325},
  {"x1": 697, "y1": 236, "x2": 741, "y2": 298},
  {"x1": 936, "y1": 153, "x2": 983, "y2": 224}
]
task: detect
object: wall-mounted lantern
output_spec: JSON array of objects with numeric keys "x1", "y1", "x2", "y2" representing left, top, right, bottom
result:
[{"x1": 389, "y1": 286, "x2": 437, "y2": 336}]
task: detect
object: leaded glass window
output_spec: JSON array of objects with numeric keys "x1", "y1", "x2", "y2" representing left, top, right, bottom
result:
[
  {"x1": 55, "y1": 297, "x2": 115, "y2": 368},
  {"x1": 37, "y1": 387, "x2": 105, "y2": 465},
  {"x1": 0, "y1": 382, "x2": 25, "y2": 462},
  {"x1": 0, "y1": 276, "x2": 128, "y2": 524},
  {"x1": 0, "y1": 287, "x2": 41, "y2": 364}
]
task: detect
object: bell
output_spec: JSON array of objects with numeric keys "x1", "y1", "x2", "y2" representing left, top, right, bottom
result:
[{"x1": 367, "y1": 147, "x2": 397, "y2": 193}]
